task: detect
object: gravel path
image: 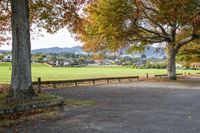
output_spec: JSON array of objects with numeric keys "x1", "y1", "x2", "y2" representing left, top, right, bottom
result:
[{"x1": 3, "y1": 75, "x2": 200, "y2": 133}]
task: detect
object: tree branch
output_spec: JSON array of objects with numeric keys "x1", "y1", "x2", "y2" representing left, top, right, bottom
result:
[
  {"x1": 135, "y1": 23, "x2": 169, "y2": 40},
  {"x1": 139, "y1": 1, "x2": 170, "y2": 37},
  {"x1": 175, "y1": 34, "x2": 200, "y2": 51},
  {"x1": 128, "y1": 35, "x2": 166, "y2": 44},
  {"x1": 0, "y1": 0, "x2": 11, "y2": 14}
]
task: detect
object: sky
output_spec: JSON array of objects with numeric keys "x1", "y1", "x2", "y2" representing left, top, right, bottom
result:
[{"x1": 0, "y1": 28, "x2": 82, "y2": 50}]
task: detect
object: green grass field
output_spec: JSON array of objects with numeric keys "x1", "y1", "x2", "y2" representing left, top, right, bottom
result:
[{"x1": 1, "y1": 62, "x2": 200, "y2": 84}]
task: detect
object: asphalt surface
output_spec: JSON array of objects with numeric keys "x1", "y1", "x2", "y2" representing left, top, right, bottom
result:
[{"x1": 3, "y1": 75, "x2": 200, "y2": 133}]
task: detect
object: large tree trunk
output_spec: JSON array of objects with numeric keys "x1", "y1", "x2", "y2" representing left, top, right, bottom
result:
[
  {"x1": 10, "y1": 0, "x2": 35, "y2": 99},
  {"x1": 167, "y1": 45, "x2": 177, "y2": 80}
]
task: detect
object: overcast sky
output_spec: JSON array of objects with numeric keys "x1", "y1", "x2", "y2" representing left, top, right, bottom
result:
[{"x1": 0, "y1": 28, "x2": 82, "y2": 50}]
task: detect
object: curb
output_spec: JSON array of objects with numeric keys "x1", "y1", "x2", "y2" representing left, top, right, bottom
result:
[{"x1": 0, "y1": 96, "x2": 64, "y2": 116}]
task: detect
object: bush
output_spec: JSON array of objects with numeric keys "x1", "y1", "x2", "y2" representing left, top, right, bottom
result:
[
  {"x1": 144, "y1": 62, "x2": 152, "y2": 69},
  {"x1": 144, "y1": 62, "x2": 167, "y2": 69},
  {"x1": 131, "y1": 65, "x2": 137, "y2": 68}
]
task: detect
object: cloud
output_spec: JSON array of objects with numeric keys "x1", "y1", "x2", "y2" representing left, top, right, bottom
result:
[{"x1": 0, "y1": 28, "x2": 82, "y2": 50}]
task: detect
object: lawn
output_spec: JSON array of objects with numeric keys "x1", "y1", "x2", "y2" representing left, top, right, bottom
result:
[{"x1": 0, "y1": 62, "x2": 200, "y2": 84}]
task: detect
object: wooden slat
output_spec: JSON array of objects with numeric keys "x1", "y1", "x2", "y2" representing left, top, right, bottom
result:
[
  {"x1": 32, "y1": 76, "x2": 139, "y2": 85},
  {"x1": 154, "y1": 73, "x2": 183, "y2": 78}
]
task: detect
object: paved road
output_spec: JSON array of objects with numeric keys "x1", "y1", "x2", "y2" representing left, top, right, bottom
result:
[{"x1": 4, "y1": 75, "x2": 200, "y2": 133}]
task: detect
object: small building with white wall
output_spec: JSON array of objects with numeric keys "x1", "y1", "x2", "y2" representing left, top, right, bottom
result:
[{"x1": 4, "y1": 55, "x2": 12, "y2": 62}]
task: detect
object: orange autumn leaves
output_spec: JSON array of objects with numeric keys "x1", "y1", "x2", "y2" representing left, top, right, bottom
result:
[
  {"x1": 0, "y1": 0, "x2": 90, "y2": 46},
  {"x1": 76, "y1": 0, "x2": 200, "y2": 53}
]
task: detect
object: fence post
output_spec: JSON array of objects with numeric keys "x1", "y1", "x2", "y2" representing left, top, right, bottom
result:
[
  {"x1": 146, "y1": 73, "x2": 149, "y2": 80},
  {"x1": 92, "y1": 80, "x2": 95, "y2": 85},
  {"x1": 107, "y1": 79, "x2": 109, "y2": 83},
  {"x1": 53, "y1": 83, "x2": 56, "y2": 88},
  {"x1": 38, "y1": 77, "x2": 41, "y2": 93}
]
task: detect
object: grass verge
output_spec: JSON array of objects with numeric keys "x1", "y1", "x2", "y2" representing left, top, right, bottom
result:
[
  {"x1": 0, "y1": 93, "x2": 57, "y2": 110},
  {"x1": 0, "y1": 92, "x2": 61, "y2": 129}
]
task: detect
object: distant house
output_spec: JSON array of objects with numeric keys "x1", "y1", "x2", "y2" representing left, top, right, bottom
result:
[
  {"x1": 43, "y1": 57, "x2": 48, "y2": 62},
  {"x1": 54, "y1": 60, "x2": 65, "y2": 66},
  {"x1": 94, "y1": 59, "x2": 103, "y2": 65},
  {"x1": 135, "y1": 59, "x2": 147, "y2": 66},
  {"x1": 47, "y1": 59, "x2": 79, "y2": 67},
  {"x1": 191, "y1": 62, "x2": 200, "y2": 68},
  {"x1": 176, "y1": 63, "x2": 182, "y2": 68},
  {"x1": 63, "y1": 61, "x2": 70, "y2": 66},
  {"x1": 4, "y1": 55, "x2": 12, "y2": 62},
  {"x1": 85, "y1": 60, "x2": 95, "y2": 64}
]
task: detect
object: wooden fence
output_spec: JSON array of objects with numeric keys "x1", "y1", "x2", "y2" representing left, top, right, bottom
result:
[
  {"x1": 33, "y1": 72, "x2": 200, "y2": 91},
  {"x1": 154, "y1": 73, "x2": 183, "y2": 78},
  {"x1": 33, "y1": 76, "x2": 140, "y2": 92}
]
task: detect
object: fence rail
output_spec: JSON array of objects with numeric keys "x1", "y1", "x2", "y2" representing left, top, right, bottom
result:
[
  {"x1": 32, "y1": 72, "x2": 199, "y2": 91},
  {"x1": 154, "y1": 73, "x2": 183, "y2": 78},
  {"x1": 33, "y1": 76, "x2": 140, "y2": 91}
]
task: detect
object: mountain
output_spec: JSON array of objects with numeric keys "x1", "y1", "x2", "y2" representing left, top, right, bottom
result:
[
  {"x1": 0, "y1": 50, "x2": 10, "y2": 53},
  {"x1": 31, "y1": 46, "x2": 83, "y2": 54},
  {"x1": 144, "y1": 47, "x2": 166, "y2": 59},
  {"x1": 1, "y1": 46, "x2": 166, "y2": 59},
  {"x1": 31, "y1": 46, "x2": 166, "y2": 59},
  {"x1": 119, "y1": 46, "x2": 166, "y2": 59}
]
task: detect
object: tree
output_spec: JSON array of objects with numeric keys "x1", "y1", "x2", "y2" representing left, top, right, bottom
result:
[
  {"x1": 0, "y1": 0, "x2": 11, "y2": 46},
  {"x1": 10, "y1": 0, "x2": 35, "y2": 99},
  {"x1": 76, "y1": 0, "x2": 200, "y2": 80},
  {"x1": 0, "y1": 54, "x2": 4, "y2": 61},
  {"x1": 79, "y1": 57, "x2": 86, "y2": 64},
  {"x1": 141, "y1": 54, "x2": 146, "y2": 59},
  {"x1": 177, "y1": 43, "x2": 200, "y2": 68},
  {"x1": 0, "y1": 0, "x2": 88, "y2": 99}
]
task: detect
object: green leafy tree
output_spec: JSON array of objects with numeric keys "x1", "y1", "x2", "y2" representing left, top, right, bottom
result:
[
  {"x1": 0, "y1": 55, "x2": 4, "y2": 61},
  {"x1": 177, "y1": 43, "x2": 200, "y2": 68},
  {"x1": 76, "y1": 0, "x2": 200, "y2": 80}
]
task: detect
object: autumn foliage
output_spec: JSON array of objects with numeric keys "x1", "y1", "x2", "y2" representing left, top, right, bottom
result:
[
  {"x1": 0, "y1": 0, "x2": 91, "y2": 46},
  {"x1": 75, "y1": 0, "x2": 200, "y2": 79},
  {"x1": 76, "y1": 0, "x2": 200, "y2": 51},
  {"x1": 0, "y1": 0, "x2": 199, "y2": 80}
]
